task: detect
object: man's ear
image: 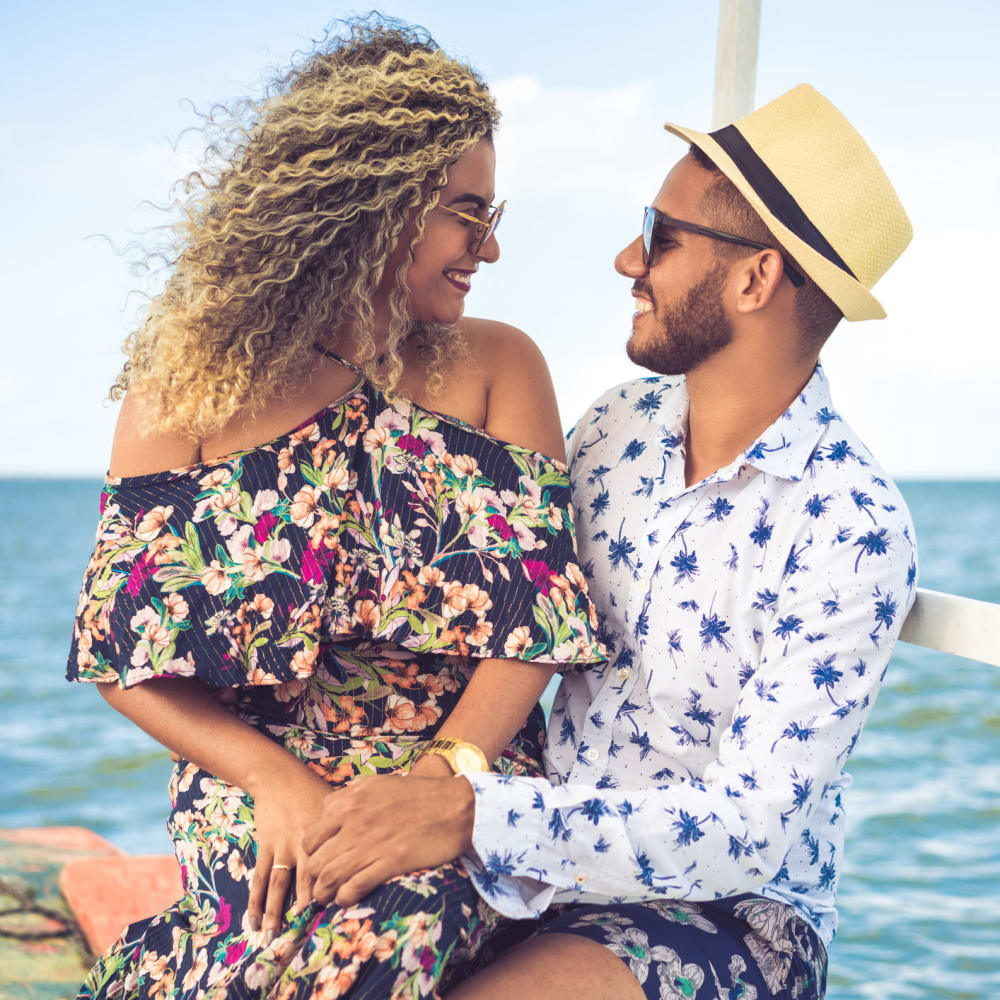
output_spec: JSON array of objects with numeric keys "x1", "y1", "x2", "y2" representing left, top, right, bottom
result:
[{"x1": 733, "y1": 249, "x2": 786, "y2": 315}]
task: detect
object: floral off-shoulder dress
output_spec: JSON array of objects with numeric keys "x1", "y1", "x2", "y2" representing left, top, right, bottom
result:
[{"x1": 67, "y1": 352, "x2": 607, "y2": 999}]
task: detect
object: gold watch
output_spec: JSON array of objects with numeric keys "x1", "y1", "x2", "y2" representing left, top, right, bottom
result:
[{"x1": 419, "y1": 738, "x2": 490, "y2": 775}]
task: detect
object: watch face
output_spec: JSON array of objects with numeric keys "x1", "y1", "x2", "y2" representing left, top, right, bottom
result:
[{"x1": 454, "y1": 747, "x2": 484, "y2": 773}]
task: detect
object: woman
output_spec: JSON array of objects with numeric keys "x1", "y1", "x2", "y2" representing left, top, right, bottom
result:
[{"x1": 67, "y1": 17, "x2": 606, "y2": 999}]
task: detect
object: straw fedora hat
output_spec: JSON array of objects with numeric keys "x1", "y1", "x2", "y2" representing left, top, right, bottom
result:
[{"x1": 664, "y1": 83, "x2": 911, "y2": 321}]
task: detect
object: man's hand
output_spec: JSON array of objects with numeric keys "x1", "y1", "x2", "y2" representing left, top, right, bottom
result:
[{"x1": 301, "y1": 773, "x2": 476, "y2": 908}]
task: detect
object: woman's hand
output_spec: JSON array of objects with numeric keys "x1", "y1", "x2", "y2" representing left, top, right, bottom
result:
[
  {"x1": 247, "y1": 763, "x2": 335, "y2": 942},
  {"x1": 301, "y1": 773, "x2": 475, "y2": 908}
]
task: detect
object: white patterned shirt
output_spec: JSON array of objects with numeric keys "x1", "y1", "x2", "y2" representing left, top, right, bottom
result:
[{"x1": 462, "y1": 364, "x2": 917, "y2": 947}]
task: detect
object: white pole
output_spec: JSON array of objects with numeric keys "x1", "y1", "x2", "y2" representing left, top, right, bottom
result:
[{"x1": 712, "y1": 0, "x2": 762, "y2": 128}]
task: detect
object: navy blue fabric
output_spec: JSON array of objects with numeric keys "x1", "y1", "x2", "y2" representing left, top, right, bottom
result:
[{"x1": 533, "y1": 895, "x2": 827, "y2": 999}]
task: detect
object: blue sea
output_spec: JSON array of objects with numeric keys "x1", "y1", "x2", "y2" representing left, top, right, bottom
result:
[{"x1": 1, "y1": 478, "x2": 997, "y2": 999}]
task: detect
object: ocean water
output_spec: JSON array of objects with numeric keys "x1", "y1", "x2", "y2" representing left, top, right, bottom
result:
[{"x1": 1, "y1": 478, "x2": 998, "y2": 999}]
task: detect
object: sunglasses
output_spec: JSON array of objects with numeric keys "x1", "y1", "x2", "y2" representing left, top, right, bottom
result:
[
  {"x1": 642, "y1": 206, "x2": 805, "y2": 287},
  {"x1": 440, "y1": 200, "x2": 506, "y2": 254}
]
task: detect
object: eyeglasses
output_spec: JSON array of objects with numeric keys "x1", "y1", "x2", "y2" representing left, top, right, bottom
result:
[
  {"x1": 642, "y1": 206, "x2": 805, "y2": 287},
  {"x1": 440, "y1": 200, "x2": 506, "y2": 254}
]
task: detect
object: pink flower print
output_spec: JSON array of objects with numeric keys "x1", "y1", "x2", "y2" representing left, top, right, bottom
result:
[
  {"x1": 487, "y1": 514, "x2": 514, "y2": 540},
  {"x1": 254, "y1": 511, "x2": 279, "y2": 544},
  {"x1": 100, "y1": 490, "x2": 109, "y2": 514},
  {"x1": 125, "y1": 551, "x2": 155, "y2": 597},
  {"x1": 397, "y1": 434, "x2": 429, "y2": 458},
  {"x1": 419, "y1": 946, "x2": 436, "y2": 972},
  {"x1": 215, "y1": 898, "x2": 231, "y2": 936},
  {"x1": 301, "y1": 546, "x2": 324, "y2": 585},
  {"x1": 522, "y1": 558, "x2": 553, "y2": 595},
  {"x1": 224, "y1": 939, "x2": 248, "y2": 966}
]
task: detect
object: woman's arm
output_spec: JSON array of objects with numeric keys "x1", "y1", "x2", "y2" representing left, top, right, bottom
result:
[
  {"x1": 304, "y1": 322, "x2": 569, "y2": 898},
  {"x1": 407, "y1": 321, "x2": 566, "y2": 777},
  {"x1": 102, "y1": 393, "x2": 332, "y2": 941},
  {"x1": 99, "y1": 679, "x2": 331, "y2": 941}
]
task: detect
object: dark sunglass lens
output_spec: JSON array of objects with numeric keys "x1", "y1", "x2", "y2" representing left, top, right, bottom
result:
[{"x1": 642, "y1": 207, "x2": 654, "y2": 265}]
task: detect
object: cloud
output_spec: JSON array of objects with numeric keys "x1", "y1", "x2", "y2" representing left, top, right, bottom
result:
[{"x1": 490, "y1": 74, "x2": 672, "y2": 207}]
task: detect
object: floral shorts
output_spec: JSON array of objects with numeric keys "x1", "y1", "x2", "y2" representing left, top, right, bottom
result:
[{"x1": 532, "y1": 895, "x2": 827, "y2": 999}]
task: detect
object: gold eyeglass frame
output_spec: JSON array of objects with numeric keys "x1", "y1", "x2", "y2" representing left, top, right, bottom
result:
[{"x1": 439, "y1": 200, "x2": 506, "y2": 253}]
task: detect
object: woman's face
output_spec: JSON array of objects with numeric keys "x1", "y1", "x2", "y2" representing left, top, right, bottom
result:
[{"x1": 395, "y1": 139, "x2": 501, "y2": 326}]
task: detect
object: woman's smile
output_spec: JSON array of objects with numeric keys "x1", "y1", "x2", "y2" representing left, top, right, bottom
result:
[{"x1": 443, "y1": 268, "x2": 475, "y2": 292}]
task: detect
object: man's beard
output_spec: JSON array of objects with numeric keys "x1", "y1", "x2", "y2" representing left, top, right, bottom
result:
[{"x1": 626, "y1": 262, "x2": 733, "y2": 375}]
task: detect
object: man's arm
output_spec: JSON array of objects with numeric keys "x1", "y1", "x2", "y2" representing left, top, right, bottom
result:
[{"x1": 462, "y1": 512, "x2": 917, "y2": 918}]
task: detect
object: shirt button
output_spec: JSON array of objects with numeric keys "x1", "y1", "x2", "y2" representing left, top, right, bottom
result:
[
  {"x1": 616, "y1": 667, "x2": 631, "y2": 680},
  {"x1": 584, "y1": 748, "x2": 599, "y2": 762}
]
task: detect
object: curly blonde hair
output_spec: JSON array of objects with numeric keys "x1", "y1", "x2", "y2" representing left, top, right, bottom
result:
[{"x1": 113, "y1": 15, "x2": 498, "y2": 438}]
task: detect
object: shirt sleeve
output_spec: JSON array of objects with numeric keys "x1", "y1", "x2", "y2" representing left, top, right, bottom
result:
[{"x1": 461, "y1": 508, "x2": 918, "y2": 918}]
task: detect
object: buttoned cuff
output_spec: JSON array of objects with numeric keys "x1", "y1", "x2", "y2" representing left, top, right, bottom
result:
[{"x1": 459, "y1": 772, "x2": 564, "y2": 919}]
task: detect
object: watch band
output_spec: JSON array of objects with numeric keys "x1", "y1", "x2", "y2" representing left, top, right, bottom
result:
[{"x1": 419, "y1": 737, "x2": 490, "y2": 775}]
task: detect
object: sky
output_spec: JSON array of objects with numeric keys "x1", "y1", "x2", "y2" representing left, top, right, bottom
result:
[{"x1": 1, "y1": 0, "x2": 998, "y2": 478}]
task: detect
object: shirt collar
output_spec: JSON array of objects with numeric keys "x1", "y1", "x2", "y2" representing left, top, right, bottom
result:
[{"x1": 739, "y1": 364, "x2": 837, "y2": 482}]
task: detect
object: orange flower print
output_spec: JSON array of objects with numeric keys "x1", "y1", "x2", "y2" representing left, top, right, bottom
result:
[
  {"x1": 417, "y1": 565, "x2": 444, "y2": 589},
  {"x1": 290, "y1": 647, "x2": 318, "y2": 678},
  {"x1": 277, "y1": 447, "x2": 296, "y2": 473},
  {"x1": 441, "y1": 581, "x2": 468, "y2": 619},
  {"x1": 273, "y1": 677, "x2": 307, "y2": 702},
  {"x1": 384, "y1": 694, "x2": 442, "y2": 733},
  {"x1": 456, "y1": 490, "x2": 487, "y2": 518},
  {"x1": 353, "y1": 599, "x2": 380, "y2": 631},
  {"x1": 323, "y1": 694, "x2": 366, "y2": 733},
  {"x1": 310, "y1": 512, "x2": 342, "y2": 549},
  {"x1": 467, "y1": 620, "x2": 494, "y2": 646},
  {"x1": 135, "y1": 505, "x2": 174, "y2": 541},
  {"x1": 504, "y1": 625, "x2": 532, "y2": 657},
  {"x1": 382, "y1": 659, "x2": 421, "y2": 689},
  {"x1": 200, "y1": 560, "x2": 229, "y2": 595},
  {"x1": 249, "y1": 594, "x2": 275, "y2": 618},
  {"x1": 240, "y1": 548, "x2": 268, "y2": 583},
  {"x1": 565, "y1": 561, "x2": 587, "y2": 591},
  {"x1": 290, "y1": 422, "x2": 319, "y2": 446},
  {"x1": 374, "y1": 928, "x2": 399, "y2": 962},
  {"x1": 164, "y1": 593, "x2": 189, "y2": 622},
  {"x1": 323, "y1": 463, "x2": 351, "y2": 491},
  {"x1": 148, "y1": 533, "x2": 182, "y2": 565},
  {"x1": 391, "y1": 570, "x2": 427, "y2": 611},
  {"x1": 209, "y1": 488, "x2": 242, "y2": 515},
  {"x1": 198, "y1": 467, "x2": 231, "y2": 489},
  {"x1": 451, "y1": 454, "x2": 481, "y2": 477},
  {"x1": 144, "y1": 621, "x2": 173, "y2": 650},
  {"x1": 290, "y1": 485, "x2": 322, "y2": 527},
  {"x1": 462, "y1": 583, "x2": 492, "y2": 618}
]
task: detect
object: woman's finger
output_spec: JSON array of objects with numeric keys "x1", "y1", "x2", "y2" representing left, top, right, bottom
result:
[
  {"x1": 247, "y1": 848, "x2": 272, "y2": 933},
  {"x1": 334, "y1": 859, "x2": 391, "y2": 908},
  {"x1": 262, "y1": 862, "x2": 294, "y2": 942}
]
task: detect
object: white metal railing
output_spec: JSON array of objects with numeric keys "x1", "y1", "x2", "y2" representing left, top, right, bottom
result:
[{"x1": 899, "y1": 588, "x2": 1000, "y2": 668}]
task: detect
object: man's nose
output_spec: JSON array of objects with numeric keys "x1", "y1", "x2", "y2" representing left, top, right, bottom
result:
[{"x1": 615, "y1": 234, "x2": 646, "y2": 278}]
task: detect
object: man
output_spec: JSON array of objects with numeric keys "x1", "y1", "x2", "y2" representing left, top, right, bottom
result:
[{"x1": 304, "y1": 84, "x2": 917, "y2": 999}]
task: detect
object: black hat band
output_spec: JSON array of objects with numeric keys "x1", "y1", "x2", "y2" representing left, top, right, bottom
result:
[{"x1": 709, "y1": 124, "x2": 857, "y2": 280}]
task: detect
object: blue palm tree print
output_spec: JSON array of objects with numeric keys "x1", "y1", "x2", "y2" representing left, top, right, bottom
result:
[{"x1": 461, "y1": 365, "x2": 917, "y2": 954}]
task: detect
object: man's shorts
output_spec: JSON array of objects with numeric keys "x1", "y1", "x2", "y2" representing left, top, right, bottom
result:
[{"x1": 533, "y1": 894, "x2": 826, "y2": 999}]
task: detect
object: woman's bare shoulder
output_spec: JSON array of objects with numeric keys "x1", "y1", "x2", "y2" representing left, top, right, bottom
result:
[
  {"x1": 460, "y1": 317, "x2": 565, "y2": 463},
  {"x1": 108, "y1": 390, "x2": 200, "y2": 478}
]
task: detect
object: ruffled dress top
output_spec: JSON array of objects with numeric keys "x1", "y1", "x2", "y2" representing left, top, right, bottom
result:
[{"x1": 66, "y1": 352, "x2": 606, "y2": 999}]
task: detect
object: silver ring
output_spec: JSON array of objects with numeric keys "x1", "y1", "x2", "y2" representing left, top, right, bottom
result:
[{"x1": 271, "y1": 863, "x2": 293, "y2": 872}]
